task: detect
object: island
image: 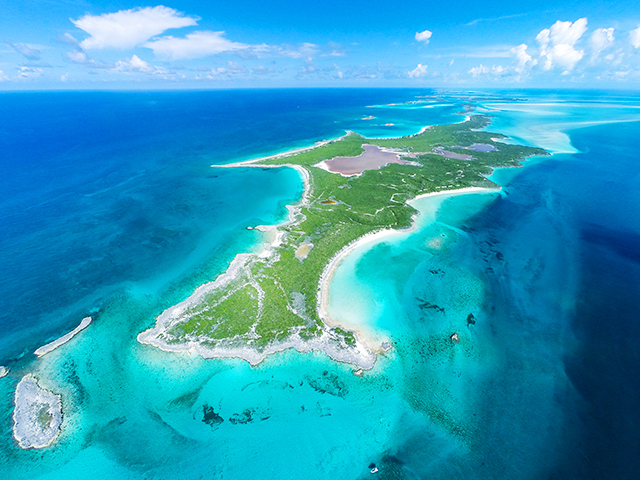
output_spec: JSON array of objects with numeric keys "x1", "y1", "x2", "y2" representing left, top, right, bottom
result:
[
  {"x1": 138, "y1": 115, "x2": 546, "y2": 368},
  {"x1": 13, "y1": 374, "x2": 63, "y2": 449}
]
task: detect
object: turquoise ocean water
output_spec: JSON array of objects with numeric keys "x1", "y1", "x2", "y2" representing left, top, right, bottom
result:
[{"x1": 1, "y1": 89, "x2": 639, "y2": 479}]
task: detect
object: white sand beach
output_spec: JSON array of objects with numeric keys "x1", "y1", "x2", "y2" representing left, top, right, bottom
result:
[{"x1": 316, "y1": 186, "x2": 499, "y2": 346}]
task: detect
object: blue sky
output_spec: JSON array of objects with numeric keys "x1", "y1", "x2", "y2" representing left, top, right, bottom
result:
[{"x1": 2, "y1": 0, "x2": 640, "y2": 89}]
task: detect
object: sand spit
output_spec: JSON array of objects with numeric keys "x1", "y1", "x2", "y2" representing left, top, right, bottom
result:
[
  {"x1": 34, "y1": 317, "x2": 92, "y2": 357},
  {"x1": 13, "y1": 374, "x2": 63, "y2": 449},
  {"x1": 213, "y1": 132, "x2": 353, "y2": 168}
]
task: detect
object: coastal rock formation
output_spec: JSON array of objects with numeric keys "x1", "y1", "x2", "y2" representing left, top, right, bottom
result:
[{"x1": 12, "y1": 374, "x2": 63, "y2": 449}]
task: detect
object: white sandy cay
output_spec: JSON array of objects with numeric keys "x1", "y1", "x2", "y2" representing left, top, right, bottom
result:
[
  {"x1": 13, "y1": 374, "x2": 63, "y2": 449},
  {"x1": 34, "y1": 317, "x2": 92, "y2": 357},
  {"x1": 0, "y1": 366, "x2": 8, "y2": 378},
  {"x1": 139, "y1": 131, "x2": 499, "y2": 370}
]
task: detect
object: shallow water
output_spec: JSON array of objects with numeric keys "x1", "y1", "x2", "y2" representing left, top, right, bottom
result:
[
  {"x1": 1, "y1": 89, "x2": 640, "y2": 479},
  {"x1": 326, "y1": 92, "x2": 640, "y2": 478}
]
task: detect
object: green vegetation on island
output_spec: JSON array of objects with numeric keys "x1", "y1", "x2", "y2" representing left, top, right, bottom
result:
[{"x1": 139, "y1": 115, "x2": 546, "y2": 365}]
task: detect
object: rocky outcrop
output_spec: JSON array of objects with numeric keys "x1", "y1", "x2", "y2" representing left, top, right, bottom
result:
[{"x1": 12, "y1": 375, "x2": 63, "y2": 449}]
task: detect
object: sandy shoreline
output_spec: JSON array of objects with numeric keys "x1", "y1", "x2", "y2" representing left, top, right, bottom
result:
[
  {"x1": 316, "y1": 186, "x2": 499, "y2": 346},
  {"x1": 139, "y1": 327, "x2": 376, "y2": 370},
  {"x1": 214, "y1": 131, "x2": 353, "y2": 168},
  {"x1": 140, "y1": 119, "x2": 504, "y2": 370},
  {"x1": 34, "y1": 317, "x2": 92, "y2": 357}
]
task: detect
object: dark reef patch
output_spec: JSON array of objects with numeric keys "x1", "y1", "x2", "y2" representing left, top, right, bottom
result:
[
  {"x1": 306, "y1": 370, "x2": 347, "y2": 397},
  {"x1": 202, "y1": 404, "x2": 224, "y2": 427}
]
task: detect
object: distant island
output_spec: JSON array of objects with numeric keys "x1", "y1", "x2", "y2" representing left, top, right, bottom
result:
[{"x1": 138, "y1": 115, "x2": 546, "y2": 368}]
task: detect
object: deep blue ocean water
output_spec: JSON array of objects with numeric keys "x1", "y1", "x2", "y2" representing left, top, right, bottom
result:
[
  {"x1": 0, "y1": 89, "x2": 458, "y2": 361},
  {"x1": 1, "y1": 89, "x2": 639, "y2": 479}
]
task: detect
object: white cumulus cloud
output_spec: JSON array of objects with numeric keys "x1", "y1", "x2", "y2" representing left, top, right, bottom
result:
[
  {"x1": 196, "y1": 61, "x2": 248, "y2": 79},
  {"x1": 509, "y1": 44, "x2": 535, "y2": 72},
  {"x1": 415, "y1": 30, "x2": 432, "y2": 43},
  {"x1": 408, "y1": 63, "x2": 428, "y2": 78},
  {"x1": 590, "y1": 28, "x2": 614, "y2": 57},
  {"x1": 275, "y1": 42, "x2": 319, "y2": 59},
  {"x1": 630, "y1": 26, "x2": 640, "y2": 48},
  {"x1": 145, "y1": 31, "x2": 247, "y2": 60},
  {"x1": 114, "y1": 55, "x2": 155, "y2": 73},
  {"x1": 73, "y1": 6, "x2": 198, "y2": 50},
  {"x1": 64, "y1": 49, "x2": 110, "y2": 68},
  {"x1": 469, "y1": 65, "x2": 489, "y2": 76},
  {"x1": 469, "y1": 64, "x2": 506, "y2": 76},
  {"x1": 536, "y1": 18, "x2": 587, "y2": 73}
]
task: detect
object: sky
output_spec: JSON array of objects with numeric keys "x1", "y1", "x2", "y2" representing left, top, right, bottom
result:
[{"x1": 2, "y1": 0, "x2": 640, "y2": 89}]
